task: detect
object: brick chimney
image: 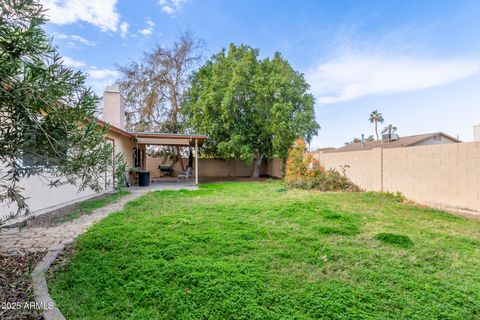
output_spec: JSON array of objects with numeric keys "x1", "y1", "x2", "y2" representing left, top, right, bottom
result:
[{"x1": 103, "y1": 84, "x2": 125, "y2": 130}]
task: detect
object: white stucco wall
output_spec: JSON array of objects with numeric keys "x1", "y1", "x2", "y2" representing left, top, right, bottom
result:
[
  {"x1": 0, "y1": 169, "x2": 99, "y2": 222},
  {"x1": 0, "y1": 129, "x2": 135, "y2": 224},
  {"x1": 111, "y1": 131, "x2": 135, "y2": 168}
]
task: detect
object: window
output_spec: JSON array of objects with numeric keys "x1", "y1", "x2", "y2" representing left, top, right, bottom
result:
[
  {"x1": 433, "y1": 135, "x2": 442, "y2": 141},
  {"x1": 22, "y1": 148, "x2": 67, "y2": 167},
  {"x1": 21, "y1": 126, "x2": 67, "y2": 167},
  {"x1": 22, "y1": 151, "x2": 46, "y2": 167},
  {"x1": 134, "y1": 148, "x2": 145, "y2": 168}
]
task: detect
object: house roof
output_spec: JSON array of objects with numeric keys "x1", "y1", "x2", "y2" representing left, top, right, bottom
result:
[
  {"x1": 97, "y1": 119, "x2": 132, "y2": 138},
  {"x1": 325, "y1": 132, "x2": 460, "y2": 153},
  {"x1": 97, "y1": 120, "x2": 207, "y2": 147}
]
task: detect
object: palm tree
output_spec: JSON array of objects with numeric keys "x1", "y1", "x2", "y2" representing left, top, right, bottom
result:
[
  {"x1": 382, "y1": 124, "x2": 398, "y2": 142},
  {"x1": 369, "y1": 110, "x2": 384, "y2": 140},
  {"x1": 382, "y1": 124, "x2": 397, "y2": 135}
]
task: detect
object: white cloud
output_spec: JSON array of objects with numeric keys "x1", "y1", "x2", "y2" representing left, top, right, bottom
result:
[
  {"x1": 53, "y1": 32, "x2": 95, "y2": 46},
  {"x1": 307, "y1": 54, "x2": 480, "y2": 104},
  {"x1": 139, "y1": 19, "x2": 155, "y2": 37},
  {"x1": 87, "y1": 68, "x2": 120, "y2": 79},
  {"x1": 158, "y1": 0, "x2": 189, "y2": 15},
  {"x1": 120, "y1": 22, "x2": 129, "y2": 39},
  {"x1": 40, "y1": 0, "x2": 120, "y2": 32},
  {"x1": 85, "y1": 68, "x2": 120, "y2": 95},
  {"x1": 162, "y1": 5, "x2": 174, "y2": 14},
  {"x1": 62, "y1": 56, "x2": 86, "y2": 68}
]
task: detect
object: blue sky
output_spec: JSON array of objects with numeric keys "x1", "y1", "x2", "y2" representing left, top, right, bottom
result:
[{"x1": 41, "y1": 0, "x2": 480, "y2": 148}]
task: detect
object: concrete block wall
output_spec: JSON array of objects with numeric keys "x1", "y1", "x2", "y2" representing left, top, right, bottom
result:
[
  {"x1": 317, "y1": 142, "x2": 480, "y2": 215},
  {"x1": 146, "y1": 157, "x2": 283, "y2": 178},
  {"x1": 317, "y1": 148, "x2": 382, "y2": 191}
]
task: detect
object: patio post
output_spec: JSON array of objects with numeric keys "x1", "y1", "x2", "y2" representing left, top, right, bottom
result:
[{"x1": 195, "y1": 138, "x2": 199, "y2": 185}]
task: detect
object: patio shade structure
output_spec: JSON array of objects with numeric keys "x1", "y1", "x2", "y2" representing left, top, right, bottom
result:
[
  {"x1": 132, "y1": 132, "x2": 207, "y2": 184},
  {"x1": 97, "y1": 120, "x2": 207, "y2": 185}
]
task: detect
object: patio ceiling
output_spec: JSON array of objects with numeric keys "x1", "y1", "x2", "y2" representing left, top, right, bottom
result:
[
  {"x1": 97, "y1": 120, "x2": 207, "y2": 147},
  {"x1": 132, "y1": 132, "x2": 207, "y2": 147}
]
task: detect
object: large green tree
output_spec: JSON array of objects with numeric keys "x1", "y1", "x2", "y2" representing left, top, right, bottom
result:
[
  {"x1": 0, "y1": 0, "x2": 116, "y2": 223},
  {"x1": 184, "y1": 44, "x2": 319, "y2": 177}
]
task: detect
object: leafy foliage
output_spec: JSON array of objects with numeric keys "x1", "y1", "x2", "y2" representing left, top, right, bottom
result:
[
  {"x1": 184, "y1": 44, "x2": 319, "y2": 177},
  {"x1": 345, "y1": 135, "x2": 375, "y2": 145},
  {"x1": 0, "y1": 0, "x2": 116, "y2": 223},
  {"x1": 285, "y1": 138, "x2": 308, "y2": 182},
  {"x1": 117, "y1": 31, "x2": 203, "y2": 134},
  {"x1": 285, "y1": 139, "x2": 360, "y2": 191},
  {"x1": 113, "y1": 152, "x2": 127, "y2": 190},
  {"x1": 117, "y1": 32, "x2": 204, "y2": 170}
]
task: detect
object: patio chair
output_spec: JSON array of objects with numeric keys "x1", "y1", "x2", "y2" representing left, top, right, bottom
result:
[{"x1": 177, "y1": 166, "x2": 193, "y2": 182}]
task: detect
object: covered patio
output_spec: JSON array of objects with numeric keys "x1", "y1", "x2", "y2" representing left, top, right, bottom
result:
[{"x1": 131, "y1": 132, "x2": 207, "y2": 185}]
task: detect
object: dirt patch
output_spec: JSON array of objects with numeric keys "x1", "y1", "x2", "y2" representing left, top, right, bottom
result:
[
  {"x1": 0, "y1": 252, "x2": 45, "y2": 320},
  {"x1": 46, "y1": 245, "x2": 76, "y2": 282}
]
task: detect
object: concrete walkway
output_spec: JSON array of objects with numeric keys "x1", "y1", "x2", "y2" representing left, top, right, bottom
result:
[{"x1": 0, "y1": 183, "x2": 197, "y2": 254}]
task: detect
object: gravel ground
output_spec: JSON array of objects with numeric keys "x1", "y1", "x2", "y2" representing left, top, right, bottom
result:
[{"x1": 0, "y1": 252, "x2": 45, "y2": 320}]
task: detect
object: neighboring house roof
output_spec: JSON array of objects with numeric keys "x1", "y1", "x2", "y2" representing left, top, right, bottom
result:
[
  {"x1": 326, "y1": 132, "x2": 461, "y2": 153},
  {"x1": 313, "y1": 147, "x2": 336, "y2": 153},
  {"x1": 97, "y1": 119, "x2": 208, "y2": 147}
]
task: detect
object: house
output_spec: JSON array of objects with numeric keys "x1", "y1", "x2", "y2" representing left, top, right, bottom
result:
[
  {"x1": 328, "y1": 132, "x2": 461, "y2": 153},
  {"x1": 0, "y1": 85, "x2": 207, "y2": 223},
  {"x1": 1, "y1": 84, "x2": 286, "y2": 223}
]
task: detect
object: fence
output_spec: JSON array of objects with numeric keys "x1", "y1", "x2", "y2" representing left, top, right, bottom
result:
[
  {"x1": 146, "y1": 157, "x2": 283, "y2": 179},
  {"x1": 315, "y1": 141, "x2": 480, "y2": 216}
]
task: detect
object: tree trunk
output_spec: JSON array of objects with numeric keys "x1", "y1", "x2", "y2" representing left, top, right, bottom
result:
[
  {"x1": 375, "y1": 122, "x2": 379, "y2": 141},
  {"x1": 251, "y1": 154, "x2": 263, "y2": 178},
  {"x1": 176, "y1": 146, "x2": 185, "y2": 171}
]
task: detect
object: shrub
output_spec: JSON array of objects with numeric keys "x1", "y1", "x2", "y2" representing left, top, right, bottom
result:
[
  {"x1": 285, "y1": 140, "x2": 360, "y2": 192},
  {"x1": 285, "y1": 138, "x2": 308, "y2": 184}
]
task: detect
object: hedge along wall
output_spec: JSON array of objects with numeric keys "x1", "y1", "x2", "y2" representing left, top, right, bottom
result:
[{"x1": 315, "y1": 141, "x2": 480, "y2": 216}]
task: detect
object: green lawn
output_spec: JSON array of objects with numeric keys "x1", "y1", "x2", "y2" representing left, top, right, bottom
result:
[{"x1": 49, "y1": 181, "x2": 480, "y2": 319}]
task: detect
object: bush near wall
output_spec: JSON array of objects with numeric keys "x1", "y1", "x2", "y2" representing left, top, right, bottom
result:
[{"x1": 285, "y1": 139, "x2": 360, "y2": 192}]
